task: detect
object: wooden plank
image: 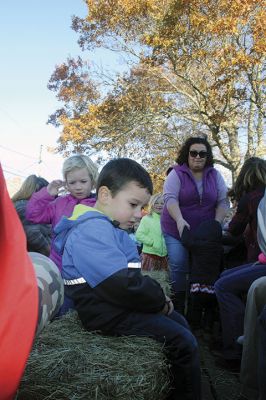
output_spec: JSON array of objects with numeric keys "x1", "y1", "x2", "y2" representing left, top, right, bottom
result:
[
  {"x1": 202, "y1": 373, "x2": 216, "y2": 400},
  {"x1": 198, "y1": 337, "x2": 241, "y2": 400}
]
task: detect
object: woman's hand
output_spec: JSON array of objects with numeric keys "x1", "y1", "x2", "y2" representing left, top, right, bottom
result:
[
  {"x1": 47, "y1": 180, "x2": 65, "y2": 197},
  {"x1": 177, "y1": 218, "x2": 190, "y2": 236}
]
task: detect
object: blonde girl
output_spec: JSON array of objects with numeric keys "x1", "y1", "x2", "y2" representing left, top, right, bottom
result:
[
  {"x1": 136, "y1": 193, "x2": 168, "y2": 271},
  {"x1": 26, "y1": 154, "x2": 99, "y2": 269}
]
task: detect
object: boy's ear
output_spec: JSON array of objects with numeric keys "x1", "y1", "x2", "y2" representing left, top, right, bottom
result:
[{"x1": 97, "y1": 186, "x2": 111, "y2": 204}]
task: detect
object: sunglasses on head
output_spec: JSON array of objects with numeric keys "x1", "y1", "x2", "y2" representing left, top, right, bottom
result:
[{"x1": 189, "y1": 150, "x2": 207, "y2": 158}]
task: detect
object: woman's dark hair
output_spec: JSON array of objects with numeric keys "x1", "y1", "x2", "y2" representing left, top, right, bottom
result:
[
  {"x1": 166, "y1": 166, "x2": 173, "y2": 176},
  {"x1": 35, "y1": 177, "x2": 49, "y2": 192},
  {"x1": 176, "y1": 137, "x2": 214, "y2": 167},
  {"x1": 96, "y1": 158, "x2": 153, "y2": 196},
  {"x1": 231, "y1": 157, "x2": 266, "y2": 201}
]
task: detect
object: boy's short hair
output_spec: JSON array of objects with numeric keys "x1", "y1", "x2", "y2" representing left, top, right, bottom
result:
[
  {"x1": 96, "y1": 158, "x2": 153, "y2": 196},
  {"x1": 62, "y1": 155, "x2": 99, "y2": 189}
]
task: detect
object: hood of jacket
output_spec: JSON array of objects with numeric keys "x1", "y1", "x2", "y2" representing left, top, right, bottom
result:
[{"x1": 54, "y1": 204, "x2": 110, "y2": 255}]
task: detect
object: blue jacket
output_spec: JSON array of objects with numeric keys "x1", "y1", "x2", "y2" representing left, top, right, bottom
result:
[{"x1": 54, "y1": 205, "x2": 166, "y2": 331}]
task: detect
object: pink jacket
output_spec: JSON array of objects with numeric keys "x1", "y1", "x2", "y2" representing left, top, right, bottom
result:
[{"x1": 26, "y1": 187, "x2": 96, "y2": 269}]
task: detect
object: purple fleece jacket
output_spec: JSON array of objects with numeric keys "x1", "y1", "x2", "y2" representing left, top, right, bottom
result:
[
  {"x1": 26, "y1": 187, "x2": 96, "y2": 269},
  {"x1": 161, "y1": 164, "x2": 229, "y2": 239}
]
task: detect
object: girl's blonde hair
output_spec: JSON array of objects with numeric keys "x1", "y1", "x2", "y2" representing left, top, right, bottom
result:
[
  {"x1": 148, "y1": 192, "x2": 164, "y2": 215},
  {"x1": 12, "y1": 175, "x2": 49, "y2": 202},
  {"x1": 62, "y1": 154, "x2": 99, "y2": 189}
]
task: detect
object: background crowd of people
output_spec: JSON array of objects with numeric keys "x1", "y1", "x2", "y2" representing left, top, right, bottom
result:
[{"x1": 2, "y1": 135, "x2": 266, "y2": 400}]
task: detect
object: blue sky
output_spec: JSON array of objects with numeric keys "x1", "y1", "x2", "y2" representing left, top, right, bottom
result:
[
  {"x1": 0, "y1": 0, "x2": 88, "y2": 183},
  {"x1": 0, "y1": 1, "x2": 233, "y2": 193}
]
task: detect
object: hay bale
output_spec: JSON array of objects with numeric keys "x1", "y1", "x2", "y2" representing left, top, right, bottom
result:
[
  {"x1": 17, "y1": 271, "x2": 171, "y2": 400},
  {"x1": 145, "y1": 270, "x2": 172, "y2": 296}
]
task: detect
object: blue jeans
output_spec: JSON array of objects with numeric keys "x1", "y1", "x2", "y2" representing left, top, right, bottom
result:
[
  {"x1": 57, "y1": 294, "x2": 74, "y2": 317},
  {"x1": 107, "y1": 310, "x2": 201, "y2": 400},
  {"x1": 258, "y1": 305, "x2": 266, "y2": 400},
  {"x1": 164, "y1": 234, "x2": 189, "y2": 293},
  {"x1": 214, "y1": 262, "x2": 266, "y2": 359}
]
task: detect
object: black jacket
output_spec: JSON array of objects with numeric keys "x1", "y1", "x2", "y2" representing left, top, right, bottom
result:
[{"x1": 181, "y1": 220, "x2": 223, "y2": 285}]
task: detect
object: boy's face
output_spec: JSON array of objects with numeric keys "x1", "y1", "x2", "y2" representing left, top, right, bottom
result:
[{"x1": 97, "y1": 181, "x2": 151, "y2": 230}]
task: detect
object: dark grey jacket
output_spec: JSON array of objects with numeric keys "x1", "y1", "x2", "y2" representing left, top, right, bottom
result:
[{"x1": 14, "y1": 199, "x2": 51, "y2": 255}]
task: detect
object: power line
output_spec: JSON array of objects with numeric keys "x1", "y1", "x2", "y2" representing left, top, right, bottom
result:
[
  {"x1": 22, "y1": 161, "x2": 39, "y2": 172},
  {"x1": 1, "y1": 163, "x2": 32, "y2": 177},
  {"x1": 2, "y1": 163, "x2": 24, "y2": 172},
  {"x1": 2, "y1": 168, "x2": 27, "y2": 178},
  {"x1": 0, "y1": 144, "x2": 38, "y2": 160},
  {"x1": 0, "y1": 105, "x2": 26, "y2": 129},
  {"x1": 41, "y1": 160, "x2": 57, "y2": 174}
]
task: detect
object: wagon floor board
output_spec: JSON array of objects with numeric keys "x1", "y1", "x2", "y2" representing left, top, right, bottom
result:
[{"x1": 199, "y1": 337, "x2": 241, "y2": 400}]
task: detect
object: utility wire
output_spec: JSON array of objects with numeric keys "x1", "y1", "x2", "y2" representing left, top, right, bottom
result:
[
  {"x1": 21, "y1": 161, "x2": 40, "y2": 172},
  {"x1": 2, "y1": 168, "x2": 27, "y2": 178},
  {"x1": 0, "y1": 144, "x2": 38, "y2": 160},
  {"x1": 2, "y1": 163, "x2": 25, "y2": 173}
]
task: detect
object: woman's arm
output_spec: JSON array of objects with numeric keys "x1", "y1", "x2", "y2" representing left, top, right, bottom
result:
[
  {"x1": 215, "y1": 204, "x2": 228, "y2": 223},
  {"x1": 228, "y1": 195, "x2": 249, "y2": 236},
  {"x1": 167, "y1": 201, "x2": 190, "y2": 235},
  {"x1": 215, "y1": 170, "x2": 230, "y2": 223},
  {"x1": 163, "y1": 170, "x2": 190, "y2": 235}
]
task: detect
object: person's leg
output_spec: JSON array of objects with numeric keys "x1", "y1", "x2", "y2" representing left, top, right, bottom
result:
[
  {"x1": 164, "y1": 233, "x2": 189, "y2": 314},
  {"x1": 29, "y1": 252, "x2": 64, "y2": 335},
  {"x1": 200, "y1": 293, "x2": 217, "y2": 334},
  {"x1": 258, "y1": 305, "x2": 266, "y2": 400},
  {"x1": 57, "y1": 294, "x2": 74, "y2": 317},
  {"x1": 240, "y1": 277, "x2": 266, "y2": 399},
  {"x1": 214, "y1": 263, "x2": 266, "y2": 360},
  {"x1": 189, "y1": 293, "x2": 203, "y2": 331},
  {"x1": 110, "y1": 310, "x2": 201, "y2": 400},
  {"x1": 220, "y1": 263, "x2": 249, "y2": 277}
]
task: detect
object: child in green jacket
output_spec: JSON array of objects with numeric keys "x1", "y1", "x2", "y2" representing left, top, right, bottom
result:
[{"x1": 136, "y1": 193, "x2": 168, "y2": 271}]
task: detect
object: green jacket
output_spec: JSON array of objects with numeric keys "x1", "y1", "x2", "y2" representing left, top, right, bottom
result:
[{"x1": 136, "y1": 212, "x2": 167, "y2": 257}]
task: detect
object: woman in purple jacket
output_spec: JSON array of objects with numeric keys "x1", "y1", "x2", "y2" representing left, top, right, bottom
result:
[{"x1": 161, "y1": 137, "x2": 229, "y2": 314}]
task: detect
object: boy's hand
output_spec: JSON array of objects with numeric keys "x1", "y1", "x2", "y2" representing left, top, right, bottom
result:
[
  {"x1": 47, "y1": 180, "x2": 65, "y2": 196},
  {"x1": 161, "y1": 295, "x2": 174, "y2": 315}
]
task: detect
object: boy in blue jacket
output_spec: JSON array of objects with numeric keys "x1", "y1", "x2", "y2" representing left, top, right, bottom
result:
[{"x1": 54, "y1": 158, "x2": 201, "y2": 400}]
